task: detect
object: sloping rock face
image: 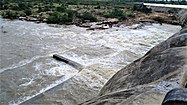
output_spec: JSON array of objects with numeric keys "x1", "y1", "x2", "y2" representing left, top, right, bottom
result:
[{"x1": 81, "y1": 27, "x2": 187, "y2": 105}]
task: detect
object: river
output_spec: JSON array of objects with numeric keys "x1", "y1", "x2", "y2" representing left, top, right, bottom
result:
[{"x1": 0, "y1": 17, "x2": 181, "y2": 105}]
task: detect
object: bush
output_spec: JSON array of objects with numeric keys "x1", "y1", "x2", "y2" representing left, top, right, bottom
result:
[
  {"x1": 0, "y1": 1, "x2": 9, "y2": 10},
  {"x1": 2, "y1": 10, "x2": 19, "y2": 19},
  {"x1": 125, "y1": 10, "x2": 135, "y2": 18},
  {"x1": 56, "y1": 4, "x2": 67, "y2": 12},
  {"x1": 141, "y1": 5, "x2": 152, "y2": 13},
  {"x1": 66, "y1": 0, "x2": 78, "y2": 5},
  {"x1": 66, "y1": 10, "x2": 76, "y2": 18},
  {"x1": 24, "y1": 9, "x2": 32, "y2": 16},
  {"x1": 47, "y1": 11, "x2": 62, "y2": 23},
  {"x1": 0, "y1": 2, "x2": 3, "y2": 10},
  {"x1": 43, "y1": 5, "x2": 51, "y2": 11},
  {"x1": 47, "y1": 11, "x2": 74, "y2": 24},
  {"x1": 10, "y1": 5, "x2": 20, "y2": 10},
  {"x1": 79, "y1": 12, "x2": 97, "y2": 22},
  {"x1": 18, "y1": 2, "x2": 29, "y2": 10},
  {"x1": 103, "y1": 9, "x2": 126, "y2": 20},
  {"x1": 133, "y1": 5, "x2": 152, "y2": 14},
  {"x1": 38, "y1": 6, "x2": 43, "y2": 13}
]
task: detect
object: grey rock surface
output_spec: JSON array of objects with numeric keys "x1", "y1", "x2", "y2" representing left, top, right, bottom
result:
[{"x1": 162, "y1": 88, "x2": 187, "y2": 105}]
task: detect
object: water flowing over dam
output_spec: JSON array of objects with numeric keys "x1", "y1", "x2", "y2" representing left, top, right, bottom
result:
[{"x1": 0, "y1": 17, "x2": 181, "y2": 105}]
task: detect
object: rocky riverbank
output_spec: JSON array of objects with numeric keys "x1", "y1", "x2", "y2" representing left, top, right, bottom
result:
[
  {"x1": 15, "y1": 10, "x2": 181, "y2": 30},
  {"x1": 0, "y1": 0, "x2": 183, "y2": 29}
]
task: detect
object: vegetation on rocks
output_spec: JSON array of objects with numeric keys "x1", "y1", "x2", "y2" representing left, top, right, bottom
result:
[
  {"x1": 79, "y1": 12, "x2": 97, "y2": 22},
  {"x1": 133, "y1": 5, "x2": 152, "y2": 14},
  {"x1": 103, "y1": 9, "x2": 127, "y2": 20},
  {"x1": 47, "y1": 8, "x2": 76, "y2": 24},
  {"x1": 0, "y1": 0, "x2": 135, "y2": 24},
  {"x1": 1, "y1": 10, "x2": 25, "y2": 19},
  {"x1": 0, "y1": 0, "x2": 185, "y2": 25}
]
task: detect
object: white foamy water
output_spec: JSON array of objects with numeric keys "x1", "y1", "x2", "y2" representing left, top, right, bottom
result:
[{"x1": 0, "y1": 17, "x2": 181, "y2": 105}]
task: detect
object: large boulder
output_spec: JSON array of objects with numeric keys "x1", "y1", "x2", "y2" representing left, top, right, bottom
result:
[
  {"x1": 81, "y1": 27, "x2": 187, "y2": 105},
  {"x1": 162, "y1": 88, "x2": 187, "y2": 105}
]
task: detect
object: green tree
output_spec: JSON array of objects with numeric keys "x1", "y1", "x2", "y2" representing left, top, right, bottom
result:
[
  {"x1": 79, "y1": 12, "x2": 97, "y2": 22},
  {"x1": 0, "y1": 1, "x2": 4, "y2": 10},
  {"x1": 18, "y1": 2, "x2": 29, "y2": 10},
  {"x1": 56, "y1": 4, "x2": 67, "y2": 12},
  {"x1": 2, "y1": 10, "x2": 19, "y2": 19},
  {"x1": 47, "y1": 11, "x2": 74, "y2": 24},
  {"x1": 24, "y1": 9, "x2": 32, "y2": 16}
]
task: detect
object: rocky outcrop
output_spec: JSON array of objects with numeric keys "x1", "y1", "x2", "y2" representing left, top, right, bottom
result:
[
  {"x1": 162, "y1": 88, "x2": 187, "y2": 105},
  {"x1": 81, "y1": 26, "x2": 187, "y2": 104}
]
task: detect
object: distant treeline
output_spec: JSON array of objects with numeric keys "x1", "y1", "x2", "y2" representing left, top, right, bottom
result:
[
  {"x1": 0, "y1": 0, "x2": 185, "y2": 25},
  {"x1": 2, "y1": 0, "x2": 187, "y2": 3},
  {"x1": 0, "y1": 0, "x2": 137, "y2": 24}
]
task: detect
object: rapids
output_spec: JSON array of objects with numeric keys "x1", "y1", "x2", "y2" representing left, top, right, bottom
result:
[{"x1": 0, "y1": 17, "x2": 181, "y2": 105}]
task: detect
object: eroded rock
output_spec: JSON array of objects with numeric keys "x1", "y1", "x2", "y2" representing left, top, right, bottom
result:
[{"x1": 162, "y1": 88, "x2": 187, "y2": 105}]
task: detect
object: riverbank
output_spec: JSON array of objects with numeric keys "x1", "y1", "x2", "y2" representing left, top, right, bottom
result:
[{"x1": 0, "y1": 0, "x2": 182, "y2": 28}]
